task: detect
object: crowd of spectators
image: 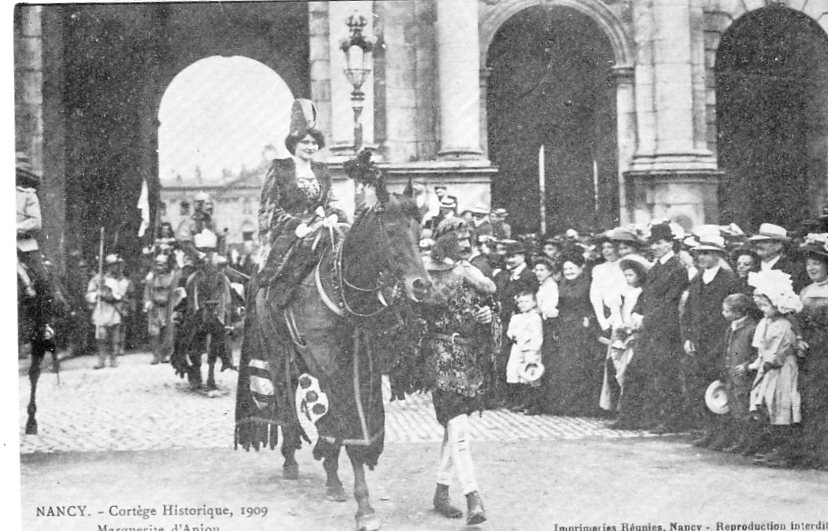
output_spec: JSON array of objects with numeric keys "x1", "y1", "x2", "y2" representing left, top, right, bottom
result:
[{"x1": 420, "y1": 190, "x2": 828, "y2": 470}]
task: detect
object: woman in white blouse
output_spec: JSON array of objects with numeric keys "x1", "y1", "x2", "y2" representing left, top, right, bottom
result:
[{"x1": 531, "y1": 257, "x2": 560, "y2": 414}]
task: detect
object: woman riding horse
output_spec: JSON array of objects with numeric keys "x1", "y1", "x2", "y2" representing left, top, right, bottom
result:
[{"x1": 235, "y1": 100, "x2": 430, "y2": 531}]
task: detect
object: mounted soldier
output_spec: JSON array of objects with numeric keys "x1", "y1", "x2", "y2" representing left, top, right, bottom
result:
[{"x1": 17, "y1": 151, "x2": 55, "y2": 344}]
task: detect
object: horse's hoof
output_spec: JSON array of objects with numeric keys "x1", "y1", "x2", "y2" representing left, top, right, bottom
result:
[
  {"x1": 283, "y1": 462, "x2": 299, "y2": 480},
  {"x1": 325, "y1": 483, "x2": 348, "y2": 502},
  {"x1": 355, "y1": 512, "x2": 380, "y2": 531}
]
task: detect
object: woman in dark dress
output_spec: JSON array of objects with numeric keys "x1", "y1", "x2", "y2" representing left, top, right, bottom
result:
[
  {"x1": 796, "y1": 237, "x2": 828, "y2": 468},
  {"x1": 552, "y1": 253, "x2": 601, "y2": 416}
]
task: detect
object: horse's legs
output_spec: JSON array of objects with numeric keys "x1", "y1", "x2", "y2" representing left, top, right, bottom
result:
[
  {"x1": 25, "y1": 349, "x2": 44, "y2": 435},
  {"x1": 323, "y1": 445, "x2": 347, "y2": 502},
  {"x1": 281, "y1": 423, "x2": 301, "y2": 480},
  {"x1": 187, "y1": 330, "x2": 204, "y2": 389},
  {"x1": 347, "y1": 447, "x2": 380, "y2": 531},
  {"x1": 206, "y1": 333, "x2": 218, "y2": 390}
]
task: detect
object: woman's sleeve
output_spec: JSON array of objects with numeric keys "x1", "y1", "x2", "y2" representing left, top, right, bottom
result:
[
  {"x1": 260, "y1": 162, "x2": 302, "y2": 237},
  {"x1": 539, "y1": 281, "x2": 559, "y2": 319}
]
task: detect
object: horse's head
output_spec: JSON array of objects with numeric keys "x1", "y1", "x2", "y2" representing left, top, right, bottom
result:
[{"x1": 343, "y1": 181, "x2": 431, "y2": 307}]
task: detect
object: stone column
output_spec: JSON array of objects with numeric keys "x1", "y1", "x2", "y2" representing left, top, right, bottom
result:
[
  {"x1": 435, "y1": 0, "x2": 483, "y2": 159},
  {"x1": 612, "y1": 65, "x2": 635, "y2": 225},
  {"x1": 309, "y1": 2, "x2": 333, "y2": 145},
  {"x1": 625, "y1": 0, "x2": 721, "y2": 229},
  {"x1": 479, "y1": 67, "x2": 492, "y2": 161}
]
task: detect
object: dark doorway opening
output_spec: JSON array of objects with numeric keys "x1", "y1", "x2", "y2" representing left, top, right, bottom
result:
[
  {"x1": 487, "y1": 6, "x2": 617, "y2": 235},
  {"x1": 716, "y1": 7, "x2": 828, "y2": 231}
]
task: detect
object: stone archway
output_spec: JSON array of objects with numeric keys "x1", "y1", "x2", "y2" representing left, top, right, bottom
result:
[
  {"x1": 479, "y1": 0, "x2": 633, "y2": 68},
  {"x1": 486, "y1": 4, "x2": 623, "y2": 233},
  {"x1": 715, "y1": 7, "x2": 828, "y2": 230}
]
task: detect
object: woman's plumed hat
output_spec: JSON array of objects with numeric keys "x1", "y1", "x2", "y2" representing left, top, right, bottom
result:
[
  {"x1": 747, "y1": 270, "x2": 803, "y2": 314},
  {"x1": 289, "y1": 99, "x2": 318, "y2": 137}
]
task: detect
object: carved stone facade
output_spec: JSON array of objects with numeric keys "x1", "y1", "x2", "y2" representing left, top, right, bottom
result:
[{"x1": 14, "y1": 0, "x2": 828, "y2": 268}]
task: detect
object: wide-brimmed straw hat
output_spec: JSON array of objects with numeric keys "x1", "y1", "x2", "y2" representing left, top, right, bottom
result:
[
  {"x1": 800, "y1": 233, "x2": 828, "y2": 261},
  {"x1": 748, "y1": 223, "x2": 791, "y2": 242},
  {"x1": 691, "y1": 233, "x2": 728, "y2": 254},
  {"x1": 705, "y1": 380, "x2": 730, "y2": 415},
  {"x1": 605, "y1": 227, "x2": 642, "y2": 245}
]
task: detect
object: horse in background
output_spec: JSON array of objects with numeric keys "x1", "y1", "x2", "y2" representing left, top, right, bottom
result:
[
  {"x1": 18, "y1": 256, "x2": 69, "y2": 435},
  {"x1": 235, "y1": 154, "x2": 430, "y2": 531},
  {"x1": 171, "y1": 250, "x2": 241, "y2": 391}
]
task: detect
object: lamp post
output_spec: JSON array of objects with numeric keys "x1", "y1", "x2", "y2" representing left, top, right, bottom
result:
[{"x1": 340, "y1": 12, "x2": 374, "y2": 153}]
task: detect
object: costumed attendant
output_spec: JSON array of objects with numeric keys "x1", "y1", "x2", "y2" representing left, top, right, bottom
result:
[
  {"x1": 743, "y1": 270, "x2": 803, "y2": 467},
  {"x1": 86, "y1": 254, "x2": 129, "y2": 369},
  {"x1": 235, "y1": 99, "x2": 347, "y2": 469},
  {"x1": 795, "y1": 233, "x2": 828, "y2": 468},
  {"x1": 421, "y1": 217, "x2": 500, "y2": 526},
  {"x1": 143, "y1": 254, "x2": 180, "y2": 364}
]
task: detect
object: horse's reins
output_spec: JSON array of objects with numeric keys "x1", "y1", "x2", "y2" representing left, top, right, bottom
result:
[{"x1": 335, "y1": 204, "x2": 398, "y2": 318}]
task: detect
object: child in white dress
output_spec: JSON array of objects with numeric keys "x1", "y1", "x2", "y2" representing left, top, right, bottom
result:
[
  {"x1": 506, "y1": 290, "x2": 544, "y2": 412},
  {"x1": 742, "y1": 270, "x2": 803, "y2": 466}
]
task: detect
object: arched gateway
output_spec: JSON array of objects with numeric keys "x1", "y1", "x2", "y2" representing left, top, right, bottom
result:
[
  {"x1": 481, "y1": 0, "x2": 634, "y2": 233},
  {"x1": 715, "y1": 7, "x2": 828, "y2": 230}
]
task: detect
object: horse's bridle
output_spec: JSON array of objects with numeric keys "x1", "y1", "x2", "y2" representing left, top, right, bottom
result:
[{"x1": 335, "y1": 201, "x2": 403, "y2": 318}]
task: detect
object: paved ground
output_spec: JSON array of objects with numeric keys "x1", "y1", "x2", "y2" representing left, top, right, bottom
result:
[
  {"x1": 17, "y1": 351, "x2": 828, "y2": 531},
  {"x1": 18, "y1": 351, "x2": 651, "y2": 453}
]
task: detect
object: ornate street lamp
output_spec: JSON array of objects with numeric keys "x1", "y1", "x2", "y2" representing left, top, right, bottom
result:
[{"x1": 340, "y1": 12, "x2": 375, "y2": 152}]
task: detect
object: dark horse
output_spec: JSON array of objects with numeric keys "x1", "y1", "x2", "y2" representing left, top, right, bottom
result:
[
  {"x1": 235, "y1": 177, "x2": 429, "y2": 531},
  {"x1": 18, "y1": 257, "x2": 67, "y2": 435},
  {"x1": 172, "y1": 252, "x2": 240, "y2": 390}
]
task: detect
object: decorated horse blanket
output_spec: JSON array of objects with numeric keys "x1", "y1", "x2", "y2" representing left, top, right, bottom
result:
[{"x1": 234, "y1": 239, "x2": 388, "y2": 468}]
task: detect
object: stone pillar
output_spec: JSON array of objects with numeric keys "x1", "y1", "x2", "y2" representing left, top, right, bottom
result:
[
  {"x1": 625, "y1": 0, "x2": 721, "y2": 229},
  {"x1": 309, "y1": 2, "x2": 333, "y2": 146},
  {"x1": 612, "y1": 65, "x2": 635, "y2": 225},
  {"x1": 327, "y1": 1, "x2": 375, "y2": 159},
  {"x1": 17, "y1": 6, "x2": 68, "y2": 268},
  {"x1": 479, "y1": 67, "x2": 492, "y2": 161},
  {"x1": 376, "y1": 0, "x2": 419, "y2": 162},
  {"x1": 435, "y1": 0, "x2": 483, "y2": 160}
]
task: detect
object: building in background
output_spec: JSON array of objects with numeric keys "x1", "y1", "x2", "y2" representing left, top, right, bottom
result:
[{"x1": 14, "y1": 1, "x2": 828, "y2": 270}]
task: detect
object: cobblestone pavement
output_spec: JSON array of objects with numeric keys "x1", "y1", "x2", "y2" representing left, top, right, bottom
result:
[{"x1": 19, "y1": 351, "x2": 655, "y2": 454}]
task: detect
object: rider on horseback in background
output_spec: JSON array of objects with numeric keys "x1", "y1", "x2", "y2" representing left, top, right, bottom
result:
[
  {"x1": 171, "y1": 229, "x2": 238, "y2": 387},
  {"x1": 17, "y1": 151, "x2": 55, "y2": 345}
]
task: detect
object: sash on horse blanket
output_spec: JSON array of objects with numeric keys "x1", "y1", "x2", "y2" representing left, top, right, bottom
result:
[{"x1": 235, "y1": 233, "x2": 387, "y2": 469}]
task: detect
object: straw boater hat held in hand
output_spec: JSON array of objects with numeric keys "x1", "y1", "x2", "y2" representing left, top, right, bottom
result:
[{"x1": 705, "y1": 380, "x2": 730, "y2": 415}]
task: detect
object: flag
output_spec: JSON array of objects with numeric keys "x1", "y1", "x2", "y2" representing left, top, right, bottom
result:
[{"x1": 137, "y1": 177, "x2": 150, "y2": 238}]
